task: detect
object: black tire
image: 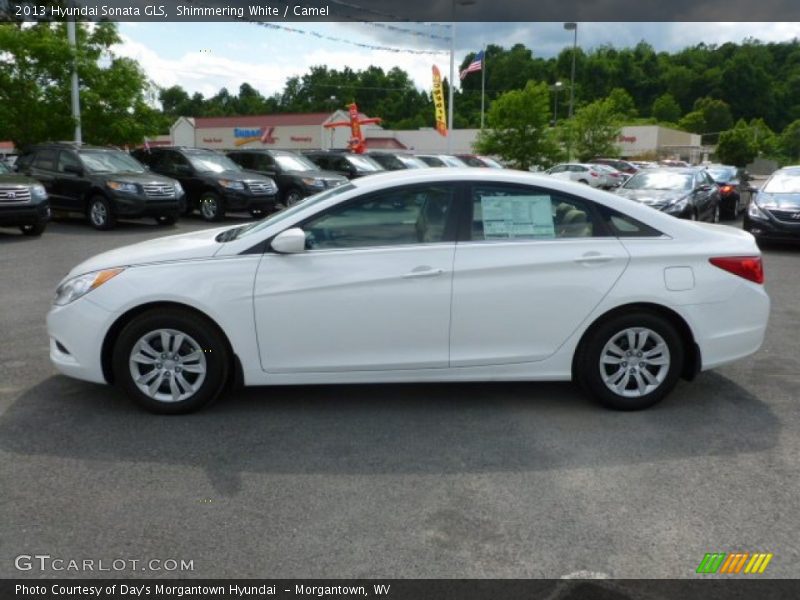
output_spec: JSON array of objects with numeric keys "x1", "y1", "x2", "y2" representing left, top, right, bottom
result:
[
  {"x1": 575, "y1": 311, "x2": 684, "y2": 411},
  {"x1": 20, "y1": 222, "x2": 46, "y2": 236},
  {"x1": 283, "y1": 188, "x2": 304, "y2": 207},
  {"x1": 87, "y1": 195, "x2": 116, "y2": 230},
  {"x1": 155, "y1": 213, "x2": 178, "y2": 226},
  {"x1": 112, "y1": 308, "x2": 230, "y2": 414},
  {"x1": 199, "y1": 191, "x2": 225, "y2": 222}
]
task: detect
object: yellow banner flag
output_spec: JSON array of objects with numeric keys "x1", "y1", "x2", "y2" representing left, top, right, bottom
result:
[{"x1": 432, "y1": 66, "x2": 447, "y2": 137}]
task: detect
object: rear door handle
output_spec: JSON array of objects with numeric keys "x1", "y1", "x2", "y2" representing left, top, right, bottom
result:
[
  {"x1": 574, "y1": 253, "x2": 615, "y2": 265},
  {"x1": 402, "y1": 267, "x2": 445, "y2": 279}
]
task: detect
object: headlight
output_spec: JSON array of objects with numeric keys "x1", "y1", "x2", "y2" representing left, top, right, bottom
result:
[
  {"x1": 218, "y1": 179, "x2": 245, "y2": 190},
  {"x1": 54, "y1": 268, "x2": 124, "y2": 306},
  {"x1": 107, "y1": 181, "x2": 138, "y2": 194},
  {"x1": 663, "y1": 196, "x2": 689, "y2": 213},
  {"x1": 174, "y1": 182, "x2": 184, "y2": 195},
  {"x1": 31, "y1": 184, "x2": 47, "y2": 199},
  {"x1": 748, "y1": 201, "x2": 768, "y2": 219},
  {"x1": 301, "y1": 177, "x2": 325, "y2": 188}
]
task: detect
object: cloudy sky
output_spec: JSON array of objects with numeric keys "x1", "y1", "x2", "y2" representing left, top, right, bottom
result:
[{"x1": 113, "y1": 22, "x2": 800, "y2": 99}]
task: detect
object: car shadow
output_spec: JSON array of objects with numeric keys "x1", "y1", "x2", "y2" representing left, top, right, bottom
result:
[{"x1": 0, "y1": 371, "x2": 779, "y2": 496}]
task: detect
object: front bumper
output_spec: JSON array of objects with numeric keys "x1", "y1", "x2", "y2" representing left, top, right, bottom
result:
[
  {"x1": 221, "y1": 189, "x2": 278, "y2": 211},
  {"x1": 744, "y1": 206, "x2": 800, "y2": 241},
  {"x1": 47, "y1": 297, "x2": 115, "y2": 384},
  {"x1": 0, "y1": 201, "x2": 50, "y2": 226},
  {"x1": 110, "y1": 192, "x2": 181, "y2": 217}
]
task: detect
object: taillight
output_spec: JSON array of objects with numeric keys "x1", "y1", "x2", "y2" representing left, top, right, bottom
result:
[
  {"x1": 709, "y1": 256, "x2": 764, "y2": 284},
  {"x1": 720, "y1": 185, "x2": 734, "y2": 194},
  {"x1": 590, "y1": 171, "x2": 598, "y2": 177}
]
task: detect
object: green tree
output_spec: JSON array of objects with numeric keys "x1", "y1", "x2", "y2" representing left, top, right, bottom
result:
[
  {"x1": 652, "y1": 93, "x2": 682, "y2": 123},
  {"x1": 569, "y1": 98, "x2": 622, "y2": 161},
  {"x1": 474, "y1": 81, "x2": 559, "y2": 169},
  {"x1": 778, "y1": 119, "x2": 800, "y2": 162},
  {"x1": 607, "y1": 88, "x2": 637, "y2": 120},
  {"x1": 716, "y1": 121, "x2": 758, "y2": 167},
  {"x1": 0, "y1": 21, "x2": 161, "y2": 148}
]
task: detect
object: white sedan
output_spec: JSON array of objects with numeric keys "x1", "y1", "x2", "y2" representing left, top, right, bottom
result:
[{"x1": 47, "y1": 169, "x2": 770, "y2": 414}]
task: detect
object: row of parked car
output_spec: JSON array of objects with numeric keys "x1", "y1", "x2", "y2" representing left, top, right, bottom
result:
[
  {"x1": 0, "y1": 144, "x2": 504, "y2": 234},
  {"x1": 2, "y1": 144, "x2": 800, "y2": 243}
]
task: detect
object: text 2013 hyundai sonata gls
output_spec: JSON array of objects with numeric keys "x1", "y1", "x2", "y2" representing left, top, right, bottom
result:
[{"x1": 47, "y1": 169, "x2": 770, "y2": 414}]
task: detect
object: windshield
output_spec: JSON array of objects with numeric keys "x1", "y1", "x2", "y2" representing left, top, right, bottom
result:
[
  {"x1": 624, "y1": 172, "x2": 692, "y2": 191},
  {"x1": 348, "y1": 155, "x2": 383, "y2": 171},
  {"x1": 707, "y1": 167, "x2": 736, "y2": 181},
  {"x1": 219, "y1": 183, "x2": 356, "y2": 241},
  {"x1": 442, "y1": 155, "x2": 468, "y2": 167},
  {"x1": 479, "y1": 156, "x2": 504, "y2": 168},
  {"x1": 79, "y1": 150, "x2": 146, "y2": 174},
  {"x1": 763, "y1": 171, "x2": 800, "y2": 194},
  {"x1": 187, "y1": 152, "x2": 241, "y2": 173},
  {"x1": 275, "y1": 153, "x2": 318, "y2": 172},
  {"x1": 397, "y1": 155, "x2": 429, "y2": 169},
  {"x1": 0, "y1": 162, "x2": 10, "y2": 174}
]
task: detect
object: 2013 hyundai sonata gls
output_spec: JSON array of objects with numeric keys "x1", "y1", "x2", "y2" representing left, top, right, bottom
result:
[{"x1": 47, "y1": 169, "x2": 770, "y2": 414}]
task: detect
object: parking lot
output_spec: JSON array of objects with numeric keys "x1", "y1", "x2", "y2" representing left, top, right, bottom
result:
[{"x1": 1, "y1": 214, "x2": 798, "y2": 579}]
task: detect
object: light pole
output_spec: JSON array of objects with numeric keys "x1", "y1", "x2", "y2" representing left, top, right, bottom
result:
[
  {"x1": 448, "y1": 0, "x2": 475, "y2": 152},
  {"x1": 551, "y1": 81, "x2": 563, "y2": 126},
  {"x1": 564, "y1": 22, "x2": 578, "y2": 159},
  {"x1": 67, "y1": 6, "x2": 82, "y2": 143}
]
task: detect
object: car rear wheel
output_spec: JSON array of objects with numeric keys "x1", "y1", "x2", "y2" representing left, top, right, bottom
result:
[
  {"x1": 87, "y1": 195, "x2": 116, "y2": 230},
  {"x1": 20, "y1": 222, "x2": 46, "y2": 236},
  {"x1": 112, "y1": 308, "x2": 230, "y2": 414},
  {"x1": 199, "y1": 191, "x2": 225, "y2": 222},
  {"x1": 575, "y1": 311, "x2": 684, "y2": 410}
]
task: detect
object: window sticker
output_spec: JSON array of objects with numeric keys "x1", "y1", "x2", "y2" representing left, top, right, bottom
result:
[{"x1": 479, "y1": 195, "x2": 555, "y2": 239}]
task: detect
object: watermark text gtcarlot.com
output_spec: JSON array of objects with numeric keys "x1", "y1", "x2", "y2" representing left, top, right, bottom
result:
[{"x1": 14, "y1": 554, "x2": 194, "y2": 573}]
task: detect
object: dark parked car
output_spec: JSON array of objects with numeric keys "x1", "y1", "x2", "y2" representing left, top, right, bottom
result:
[
  {"x1": 226, "y1": 149, "x2": 347, "y2": 207},
  {"x1": 615, "y1": 168, "x2": 721, "y2": 222},
  {"x1": 590, "y1": 157, "x2": 639, "y2": 175},
  {"x1": 132, "y1": 147, "x2": 277, "y2": 221},
  {"x1": 455, "y1": 154, "x2": 505, "y2": 168},
  {"x1": 415, "y1": 154, "x2": 468, "y2": 167},
  {"x1": 17, "y1": 143, "x2": 182, "y2": 230},
  {"x1": 0, "y1": 160, "x2": 50, "y2": 236},
  {"x1": 363, "y1": 151, "x2": 430, "y2": 171},
  {"x1": 301, "y1": 150, "x2": 385, "y2": 179},
  {"x1": 744, "y1": 166, "x2": 800, "y2": 242},
  {"x1": 705, "y1": 164, "x2": 753, "y2": 220}
]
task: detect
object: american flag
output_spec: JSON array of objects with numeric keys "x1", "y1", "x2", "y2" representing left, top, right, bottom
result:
[{"x1": 460, "y1": 50, "x2": 484, "y2": 80}]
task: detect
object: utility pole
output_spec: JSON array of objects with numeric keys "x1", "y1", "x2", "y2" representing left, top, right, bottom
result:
[{"x1": 67, "y1": 7, "x2": 82, "y2": 143}]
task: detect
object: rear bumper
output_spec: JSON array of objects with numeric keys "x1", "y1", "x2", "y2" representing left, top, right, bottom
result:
[{"x1": 682, "y1": 283, "x2": 770, "y2": 371}]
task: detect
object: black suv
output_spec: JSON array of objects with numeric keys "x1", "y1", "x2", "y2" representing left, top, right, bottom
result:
[
  {"x1": 226, "y1": 149, "x2": 348, "y2": 206},
  {"x1": 302, "y1": 150, "x2": 385, "y2": 179},
  {"x1": 16, "y1": 143, "x2": 182, "y2": 230},
  {"x1": 0, "y1": 160, "x2": 50, "y2": 236},
  {"x1": 132, "y1": 147, "x2": 278, "y2": 220}
]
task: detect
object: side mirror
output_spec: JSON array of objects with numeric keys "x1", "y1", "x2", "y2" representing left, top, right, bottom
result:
[
  {"x1": 64, "y1": 164, "x2": 83, "y2": 176},
  {"x1": 271, "y1": 227, "x2": 307, "y2": 254}
]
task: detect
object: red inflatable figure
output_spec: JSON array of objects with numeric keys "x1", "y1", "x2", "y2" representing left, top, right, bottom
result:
[{"x1": 324, "y1": 103, "x2": 382, "y2": 154}]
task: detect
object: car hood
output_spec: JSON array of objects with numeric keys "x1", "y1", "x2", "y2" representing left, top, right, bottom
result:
[
  {"x1": 755, "y1": 192, "x2": 800, "y2": 210},
  {"x1": 0, "y1": 173, "x2": 42, "y2": 186},
  {"x1": 93, "y1": 171, "x2": 177, "y2": 185},
  {"x1": 66, "y1": 225, "x2": 232, "y2": 278},
  {"x1": 212, "y1": 170, "x2": 270, "y2": 182},
  {"x1": 285, "y1": 169, "x2": 346, "y2": 182},
  {"x1": 616, "y1": 188, "x2": 686, "y2": 206}
]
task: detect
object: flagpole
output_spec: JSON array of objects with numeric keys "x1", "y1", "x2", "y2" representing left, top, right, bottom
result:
[{"x1": 480, "y1": 44, "x2": 486, "y2": 131}]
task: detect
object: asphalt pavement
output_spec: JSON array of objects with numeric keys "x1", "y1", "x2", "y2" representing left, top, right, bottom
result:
[{"x1": 1, "y1": 213, "x2": 798, "y2": 579}]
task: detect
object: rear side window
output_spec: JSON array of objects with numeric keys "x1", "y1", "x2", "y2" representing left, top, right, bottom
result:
[
  {"x1": 469, "y1": 184, "x2": 599, "y2": 240},
  {"x1": 596, "y1": 205, "x2": 663, "y2": 237},
  {"x1": 33, "y1": 149, "x2": 57, "y2": 170}
]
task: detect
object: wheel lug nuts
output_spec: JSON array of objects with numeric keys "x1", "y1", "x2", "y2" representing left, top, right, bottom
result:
[
  {"x1": 156, "y1": 363, "x2": 162, "y2": 368},
  {"x1": 639, "y1": 362, "x2": 645, "y2": 367},
  {"x1": 622, "y1": 361, "x2": 627, "y2": 367}
]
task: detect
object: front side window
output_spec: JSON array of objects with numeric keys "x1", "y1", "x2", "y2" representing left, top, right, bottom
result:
[
  {"x1": 470, "y1": 184, "x2": 597, "y2": 240},
  {"x1": 302, "y1": 184, "x2": 456, "y2": 250},
  {"x1": 33, "y1": 149, "x2": 57, "y2": 171},
  {"x1": 57, "y1": 151, "x2": 82, "y2": 173}
]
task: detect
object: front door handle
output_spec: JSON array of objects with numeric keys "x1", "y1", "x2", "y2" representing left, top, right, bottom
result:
[
  {"x1": 574, "y1": 253, "x2": 615, "y2": 265},
  {"x1": 402, "y1": 267, "x2": 445, "y2": 279}
]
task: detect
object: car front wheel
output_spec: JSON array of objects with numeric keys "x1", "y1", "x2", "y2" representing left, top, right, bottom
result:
[
  {"x1": 575, "y1": 311, "x2": 684, "y2": 410},
  {"x1": 87, "y1": 196, "x2": 116, "y2": 230},
  {"x1": 199, "y1": 191, "x2": 225, "y2": 221},
  {"x1": 20, "y1": 222, "x2": 46, "y2": 236},
  {"x1": 112, "y1": 308, "x2": 230, "y2": 414}
]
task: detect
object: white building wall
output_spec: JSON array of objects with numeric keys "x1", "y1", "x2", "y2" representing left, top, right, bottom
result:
[{"x1": 170, "y1": 118, "x2": 195, "y2": 147}]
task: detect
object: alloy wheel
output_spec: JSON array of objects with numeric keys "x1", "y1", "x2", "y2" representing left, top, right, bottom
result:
[{"x1": 599, "y1": 327, "x2": 671, "y2": 398}]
